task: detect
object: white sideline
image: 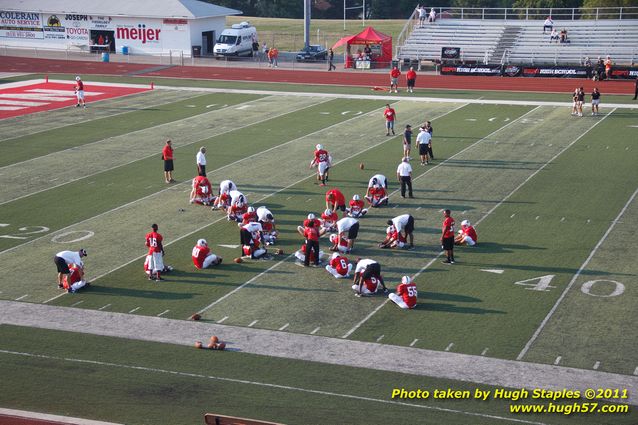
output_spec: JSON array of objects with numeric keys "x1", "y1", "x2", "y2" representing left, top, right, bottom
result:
[
  {"x1": 517, "y1": 186, "x2": 638, "y2": 361},
  {"x1": 0, "y1": 97, "x2": 337, "y2": 256},
  {"x1": 0, "y1": 407, "x2": 123, "y2": 425},
  {"x1": 0, "y1": 348, "x2": 548, "y2": 425},
  {"x1": 193, "y1": 102, "x2": 470, "y2": 316}
]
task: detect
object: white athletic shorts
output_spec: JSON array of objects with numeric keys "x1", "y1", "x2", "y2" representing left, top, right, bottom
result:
[
  {"x1": 76, "y1": 90, "x2": 85, "y2": 101},
  {"x1": 318, "y1": 161, "x2": 329, "y2": 175},
  {"x1": 148, "y1": 252, "x2": 164, "y2": 272},
  {"x1": 389, "y1": 292, "x2": 409, "y2": 309},
  {"x1": 203, "y1": 253, "x2": 219, "y2": 268}
]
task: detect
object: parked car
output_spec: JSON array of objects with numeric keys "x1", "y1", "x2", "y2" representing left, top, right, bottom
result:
[{"x1": 296, "y1": 45, "x2": 328, "y2": 62}]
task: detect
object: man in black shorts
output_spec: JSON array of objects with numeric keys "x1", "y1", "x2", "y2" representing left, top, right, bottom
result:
[
  {"x1": 388, "y1": 214, "x2": 415, "y2": 248},
  {"x1": 53, "y1": 249, "x2": 87, "y2": 290},
  {"x1": 441, "y1": 209, "x2": 455, "y2": 264},
  {"x1": 352, "y1": 258, "x2": 388, "y2": 296}
]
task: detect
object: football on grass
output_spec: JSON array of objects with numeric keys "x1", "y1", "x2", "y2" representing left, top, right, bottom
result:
[
  {"x1": 195, "y1": 341, "x2": 203, "y2": 349},
  {"x1": 234, "y1": 257, "x2": 243, "y2": 263},
  {"x1": 190, "y1": 313, "x2": 201, "y2": 321},
  {"x1": 359, "y1": 163, "x2": 365, "y2": 170}
]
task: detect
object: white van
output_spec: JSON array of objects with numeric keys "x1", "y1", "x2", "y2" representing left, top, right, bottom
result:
[{"x1": 213, "y1": 22, "x2": 257, "y2": 57}]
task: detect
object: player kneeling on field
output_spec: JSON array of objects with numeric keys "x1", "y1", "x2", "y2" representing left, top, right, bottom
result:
[
  {"x1": 366, "y1": 185, "x2": 389, "y2": 207},
  {"x1": 296, "y1": 213, "x2": 325, "y2": 237},
  {"x1": 192, "y1": 239, "x2": 222, "y2": 269},
  {"x1": 329, "y1": 233, "x2": 350, "y2": 253},
  {"x1": 352, "y1": 259, "x2": 388, "y2": 296},
  {"x1": 325, "y1": 252, "x2": 352, "y2": 278},
  {"x1": 240, "y1": 222, "x2": 267, "y2": 259},
  {"x1": 190, "y1": 176, "x2": 213, "y2": 205},
  {"x1": 227, "y1": 190, "x2": 248, "y2": 222},
  {"x1": 257, "y1": 206, "x2": 278, "y2": 245},
  {"x1": 63, "y1": 264, "x2": 88, "y2": 293},
  {"x1": 388, "y1": 276, "x2": 417, "y2": 309},
  {"x1": 347, "y1": 194, "x2": 368, "y2": 218},
  {"x1": 455, "y1": 220, "x2": 478, "y2": 246},
  {"x1": 378, "y1": 224, "x2": 407, "y2": 249},
  {"x1": 321, "y1": 209, "x2": 338, "y2": 233}
]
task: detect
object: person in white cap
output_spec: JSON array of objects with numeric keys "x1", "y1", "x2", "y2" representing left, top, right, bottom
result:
[
  {"x1": 455, "y1": 219, "x2": 478, "y2": 246},
  {"x1": 53, "y1": 249, "x2": 87, "y2": 291},
  {"x1": 388, "y1": 276, "x2": 417, "y2": 309},
  {"x1": 325, "y1": 252, "x2": 352, "y2": 278},
  {"x1": 192, "y1": 239, "x2": 222, "y2": 269},
  {"x1": 74, "y1": 76, "x2": 86, "y2": 108},
  {"x1": 310, "y1": 144, "x2": 331, "y2": 186}
]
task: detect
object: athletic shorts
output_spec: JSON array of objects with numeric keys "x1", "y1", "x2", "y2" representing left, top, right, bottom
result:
[
  {"x1": 390, "y1": 77, "x2": 398, "y2": 85},
  {"x1": 54, "y1": 256, "x2": 70, "y2": 274},
  {"x1": 76, "y1": 90, "x2": 85, "y2": 100},
  {"x1": 362, "y1": 262, "x2": 381, "y2": 280},
  {"x1": 334, "y1": 203, "x2": 346, "y2": 212},
  {"x1": 164, "y1": 159, "x2": 174, "y2": 172},
  {"x1": 318, "y1": 161, "x2": 329, "y2": 175},
  {"x1": 592, "y1": 99, "x2": 600, "y2": 105},
  {"x1": 419, "y1": 144, "x2": 429, "y2": 155},
  {"x1": 407, "y1": 78, "x2": 415, "y2": 88},
  {"x1": 404, "y1": 215, "x2": 415, "y2": 234},
  {"x1": 442, "y1": 236, "x2": 454, "y2": 250},
  {"x1": 347, "y1": 222, "x2": 360, "y2": 239},
  {"x1": 386, "y1": 120, "x2": 395, "y2": 129}
]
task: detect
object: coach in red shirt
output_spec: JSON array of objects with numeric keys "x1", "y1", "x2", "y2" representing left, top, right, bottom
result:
[
  {"x1": 406, "y1": 67, "x2": 417, "y2": 93},
  {"x1": 303, "y1": 220, "x2": 320, "y2": 267},
  {"x1": 441, "y1": 209, "x2": 455, "y2": 264},
  {"x1": 162, "y1": 139, "x2": 175, "y2": 183}
]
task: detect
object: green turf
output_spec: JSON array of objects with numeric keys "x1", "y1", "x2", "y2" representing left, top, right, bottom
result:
[
  {"x1": 0, "y1": 91, "x2": 261, "y2": 167},
  {"x1": 1, "y1": 325, "x2": 634, "y2": 425}
]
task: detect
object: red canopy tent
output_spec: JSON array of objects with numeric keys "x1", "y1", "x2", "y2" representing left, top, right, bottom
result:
[{"x1": 332, "y1": 26, "x2": 392, "y2": 69}]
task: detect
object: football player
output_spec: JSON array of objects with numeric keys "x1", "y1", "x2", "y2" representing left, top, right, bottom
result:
[
  {"x1": 367, "y1": 185, "x2": 389, "y2": 207},
  {"x1": 320, "y1": 209, "x2": 338, "y2": 233},
  {"x1": 62, "y1": 263, "x2": 88, "y2": 293},
  {"x1": 325, "y1": 252, "x2": 352, "y2": 278},
  {"x1": 145, "y1": 223, "x2": 165, "y2": 281},
  {"x1": 352, "y1": 258, "x2": 388, "y2": 296},
  {"x1": 378, "y1": 224, "x2": 406, "y2": 249},
  {"x1": 240, "y1": 221, "x2": 267, "y2": 259},
  {"x1": 347, "y1": 194, "x2": 368, "y2": 218},
  {"x1": 240, "y1": 206, "x2": 258, "y2": 226},
  {"x1": 227, "y1": 190, "x2": 248, "y2": 222},
  {"x1": 297, "y1": 213, "x2": 324, "y2": 236},
  {"x1": 192, "y1": 239, "x2": 222, "y2": 269},
  {"x1": 388, "y1": 214, "x2": 414, "y2": 249},
  {"x1": 294, "y1": 241, "x2": 325, "y2": 264},
  {"x1": 310, "y1": 144, "x2": 331, "y2": 186},
  {"x1": 257, "y1": 206, "x2": 278, "y2": 245},
  {"x1": 325, "y1": 188, "x2": 346, "y2": 215},
  {"x1": 332, "y1": 217, "x2": 359, "y2": 252},
  {"x1": 388, "y1": 276, "x2": 417, "y2": 309},
  {"x1": 190, "y1": 175, "x2": 213, "y2": 205},
  {"x1": 212, "y1": 179, "x2": 237, "y2": 209},
  {"x1": 366, "y1": 174, "x2": 388, "y2": 198},
  {"x1": 455, "y1": 219, "x2": 478, "y2": 246},
  {"x1": 74, "y1": 76, "x2": 86, "y2": 108}
]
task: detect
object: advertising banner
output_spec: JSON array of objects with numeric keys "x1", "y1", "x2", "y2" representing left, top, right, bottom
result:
[
  {"x1": 441, "y1": 47, "x2": 461, "y2": 60},
  {"x1": 521, "y1": 66, "x2": 588, "y2": 78},
  {"x1": 440, "y1": 64, "x2": 501, "y2": 76},
  {"x1": 607, "y1": 67, "x2": 638, "y2": 80},
  {"x1": 0, "y1": 11, "x2": 43, "y2": 39},
  {"x1": 43, "y1": 14, "x2": 65, "y2": 40}
]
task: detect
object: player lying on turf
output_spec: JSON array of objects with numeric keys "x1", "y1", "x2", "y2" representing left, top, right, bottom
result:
[
  {"x1": 325, "y1": 252, "x2": 352, "y2": 278},
  {"x1": 352, "y1": 258, "x2": 388, "y2": 296},
  {"x1": 388, "y1": 276, "x2": 417, "y2": 309},
  {"x1": 294, "y1": 242, "x2": 325, "y2": 264},
  {"x1": 321, "y1": 209, "x2": 338, "y2": 233},
  {"x1": 190, "y1": 175, "x2": 213, "y2": 205},
  {"x1": 366, "y1": 184, "x2": 389, "y2": 207},
  {"x1": 63, "y1": 264, "x2": 88, "y2": 293},
  {"x1": 192, "y1": 239, "x2": 222, "y2": 269},
  {"x1": 212, "y1": 179, "x2": 236, "y2": 209},
  {"x1": 455, "y1": 219, "x2": 478, "y2": 246},
  {"x1": 240, "y1": 221, "x2": 267, "y2": 259},
  {"x1": 310, "y1": 144, "x2": 331, "y2": 186},
  {"x1": 378, "y1": 224, "x2": 407, "y2": 249},
  {"x1": 257, "y1": 206, "x2": 278, "y2": 245},
  {"x1": 347, "y1": 194, "x2": 368, "y2": 218}
]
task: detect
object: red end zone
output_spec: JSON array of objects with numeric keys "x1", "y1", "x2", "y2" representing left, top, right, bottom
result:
[{"x1": 0, "y1": 80, "x2": 151, "y2": 119}]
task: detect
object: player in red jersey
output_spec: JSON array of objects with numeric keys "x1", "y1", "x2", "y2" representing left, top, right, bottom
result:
[
  {"x1": 367, "y1": 185, "x2": 388, "y2": 207},
  {"x1": 145, "y1": 223, "x2": 165, "y2": 280},
  {"x1": 347, "y1": 194, "x2": 368, "y2": 218},
  {"x1": 227, "y1": 190, "x2": 248, "y2": 222},
  {"x1": 241, "y1": 206, "x2": 258, "y2": 226},
  {"x1": 441, "y1": 209, "x2": 456, "y2": 264},
  {"x1": 329, "y1": 233, "x2": 349, "y2": 253},
  {"x1": 190, "y1": 175, "x2": 213, "y2": 205},
  {"x1": 310, "y1": 144, "x2": 331, "y2": 186},
  {"x1": 74, "y1": 76, "x2": 86, "y2": 108},
  {"x1": 389, "y1": 67, "x2": 401, "y2": 93},
  {"x1": 378, "y1": 224, "x2": 406, "y2": 249},
  {"x1": 297, "y1": 213, "x2": 324, "y2": 236},
  {"x1": 320, "y1": 209, "x2": 338, "y2": 233},
  {"x1": 62, "y1": 264, "x2": 88, "y2": 293},
  {"x1": 352, "y1": 259, "x2": 388, "y2": 296},
  {"x1": 240, "y1": 222, "x2": 266, "y2": 259},
  {"x1": 389, "y1": 276, "x2": 417, "y2": 309},
  {"x1": 383, "y1": 104, "x2": 396, "y2": 136},
  {"x1": 325, "y1": 252, "x2": 352, "y2": 278},
  {"x1": 192, "y1": 239, "x2": 222, "y2": 269},
  {"x1": 257, "y1": 206, "x2": 278, "y2": 245},
  {"x1": 326, "y1": 188, "x2": 346, "y2": 215},
  {"x1": 455, "y1": 219, "x2": 478, "y2": 246}
]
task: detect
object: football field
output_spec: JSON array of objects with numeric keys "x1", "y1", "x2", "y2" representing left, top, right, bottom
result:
[{"x1": 0, "y1": 75, "x2": 637, "y2": 425}]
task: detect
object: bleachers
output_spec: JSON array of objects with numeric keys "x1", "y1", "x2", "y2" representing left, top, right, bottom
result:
[{"x1": 397, "y1": 18, "x2": 638, "y2": 66}]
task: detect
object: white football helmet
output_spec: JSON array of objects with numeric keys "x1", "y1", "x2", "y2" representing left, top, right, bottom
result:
[
  {"x1": 461, "y1": 220, "x2": 470, "y2": 227},
  {"x1": 248, "y1": 207, "x2": 255, "y2": 213},
  {"x1": 324, "y1": 209, "x2": 332, "y2": 216},
  {"x1": 331, "y1": 252, "x2": 340, "y2": 260},
  {"x1": 353, "y1": 194, "x2": 360, "y2": 201},
  {"x1": 198, "y1": 239, "x2": 207, "y2": 246},
  {"x1": 316, "y1": 144, "x2": 323, "y2": 150},
  {"x1": 401, "y1": 276, "x2": 412, "y2": 284},
  {"x1": 75, "y1": 76, "x2": 81, "y2": 81},
  {"x1": 307, "y1": 213, "x2": 316, "y2": 220}
]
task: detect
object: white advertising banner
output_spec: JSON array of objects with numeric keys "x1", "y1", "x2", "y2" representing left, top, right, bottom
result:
[{"x1": 0, "y1": 11, "x2": 43, "y2": 39}]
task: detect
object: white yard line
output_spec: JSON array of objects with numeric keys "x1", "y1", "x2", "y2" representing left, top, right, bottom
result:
[
  {"x1": 216, "y1": 316, "x2": 228, "y2": 324},
  {"x1": 128, "y1": 307, "x2": 141, "y2": 314},
  {"x1": 0, "y1": 407, "x2": 123, "y2": 425},
  {"x1": 0, "y1": 349, "x2": 549, "y2": 425},
  {"x1": 445, "y1": 343, "x2": 454, "y2": 352},
  {"x1": 517, "y1": 185, "x2": 638, "y2": 361},
  {"x1": 310, "y1": 327, "x2": 320, "y2": 335},
  {"x1": 278, "y1": 323, "x2": 290, "y2": 331}
]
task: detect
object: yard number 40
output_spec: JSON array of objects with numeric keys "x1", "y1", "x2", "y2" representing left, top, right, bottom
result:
[{"x1": 514, "y1": 274, "x2": 625, "y2": 297}]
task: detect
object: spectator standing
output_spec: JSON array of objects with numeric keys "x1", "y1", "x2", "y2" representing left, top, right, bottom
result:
[
  {"x1": 262, "y1": 43, "x2": 269, "y2": 60},
  {"x1": 428, "y1": 8, "x2": 436, "y2": 23},
  {"x1": 328, "y1": 48, "x2": 336, "y2": 71},
  {"x1": 53, "y1": 249, "x2": 87, "y2": 291},
  {"x1": 162, "y1": 139, "x2": 175, "y2": 183},
  {"x1": 543, "y1": 16, "x2": 553, "y2": 34},
  {"x1": 591, "y1": 88, "x2": 601, "y2": 116},
  {"x1": 402, "y1": 124, "x2": 412, "y2": 159},
  {"x1": 418, "y1": 6, "x2": 427, "y2": 28},
  {"x1": 268, "y1": 46, "x2": 278, "y2": 68},
  {"x1": 383, "y1": 103, "x2": 396, "y2": 136},
  {"x1": 604, "y1": 56, "x2": 612, "y2": 79},
  {"x1": 396, "y1": 157, "x2": 413, "y2": 198},
  {"x1": 104, "y1": 35, "x2": 110, "y2": 51},
  {"x1": 97, "y1": 34, "x2": 104, "y2": 51},
  {"x1": 596, "y1": 57, "x2": 605, "y2": 81},
  {"x1": 584, "y1": 57, "x2": 592, "y2": 79},
  {"x1": 390, "y1": 66, "x2": 401, "y2": 93},
  {"x1": 406, "y1": 66, "x2": 417, "y2": 93},
  {"x1": 633, "y1": 77, "x2": 638, "y2": 100},
  {"x1": 364, "y1": 43, "x2": 372, "y2": 59},
  {"x1": 252, "y1": 39, "x2": 259, "y2": 60},
  {"x1": 441, "y1": 209, "x2": 455, "y2": 264},
  {"x1": 196, "y1": 147, "x2": 207, "y2": 177}
]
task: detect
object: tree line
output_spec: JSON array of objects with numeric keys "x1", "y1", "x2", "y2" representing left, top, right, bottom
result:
[{"x1": 208, "y1": 0, "x2": 638, "y2": 19}]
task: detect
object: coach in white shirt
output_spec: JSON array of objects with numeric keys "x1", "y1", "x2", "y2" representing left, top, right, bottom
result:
[
  {"x1": 53, "y1": 249, "x2": 87, "y2": 289},
  {"x1": 396, "y1": 157, "x2": 413, "y2": 198},
  {"x1": 196, "y1": 147, "x2": 207, "y2": 176}
]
